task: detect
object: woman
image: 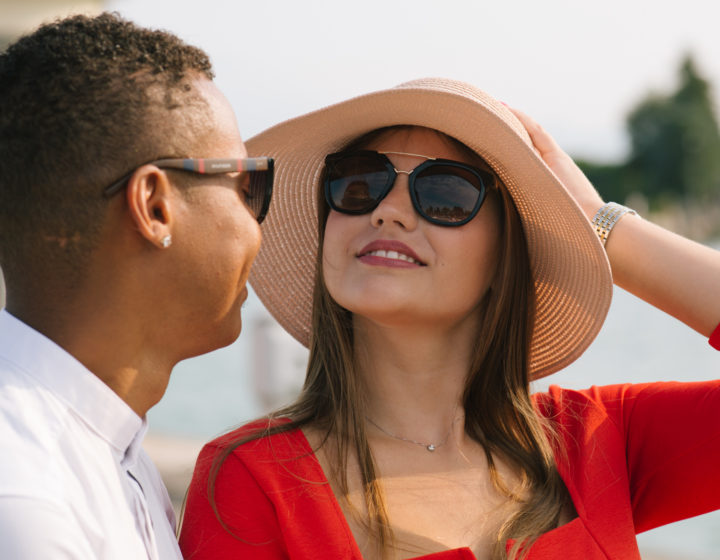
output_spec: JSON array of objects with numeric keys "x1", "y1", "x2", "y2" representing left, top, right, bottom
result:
[{"x1": 179, "y1": 79, "x2": 720, "y2": 559}]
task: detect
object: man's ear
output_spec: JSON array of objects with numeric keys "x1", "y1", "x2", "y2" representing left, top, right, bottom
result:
[{"x1": 125, "y1": 165, "x2": 175, "y2": 249}]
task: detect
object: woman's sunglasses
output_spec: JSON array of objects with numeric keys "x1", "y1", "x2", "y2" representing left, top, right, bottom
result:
[
  {"x1": 323, "y1": 150, "x2": 495, "y2": 226},
  {"x1": 102, "y1": 157, "x2": 274, "y2": 224}
]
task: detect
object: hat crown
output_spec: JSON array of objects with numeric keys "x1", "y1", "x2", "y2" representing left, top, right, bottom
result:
[{"x1": 394, "y1": 78, "x2": 533, "y2": 146}]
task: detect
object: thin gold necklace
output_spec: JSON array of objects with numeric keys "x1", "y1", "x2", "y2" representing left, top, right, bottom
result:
[{"x1": 365, "y1": 408, "x2": 459, "y2": 452}]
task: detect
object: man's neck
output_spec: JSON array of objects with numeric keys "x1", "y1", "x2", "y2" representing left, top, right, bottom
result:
[{"x1": 7, "y1": 299, "x2": 174, "y2": 418}]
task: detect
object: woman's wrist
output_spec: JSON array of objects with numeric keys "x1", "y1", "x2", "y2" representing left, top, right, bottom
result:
[{"x1": 591, "y1": 202, "x2": 638, "y2": 247}]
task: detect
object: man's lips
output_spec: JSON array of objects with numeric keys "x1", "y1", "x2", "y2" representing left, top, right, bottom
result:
[{"x1": 356, "y1": 240, "x2": 426, "y2": 267}]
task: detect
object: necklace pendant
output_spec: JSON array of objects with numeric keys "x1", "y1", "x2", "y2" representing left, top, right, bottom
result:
[{"x1": 427, "y1": 444, "x2": 436, "y2": 452}]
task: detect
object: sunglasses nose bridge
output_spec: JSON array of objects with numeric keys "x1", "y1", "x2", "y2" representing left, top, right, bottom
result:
[
  {"x1": 386, "y1": 167, "x2": 412, "y2": 197},
  {"x1": 383, "y1": 166, "x2": 412, "y2": 201},
  {"x1": 370, "y1": 167, "x2": 418, "y2": 229}
]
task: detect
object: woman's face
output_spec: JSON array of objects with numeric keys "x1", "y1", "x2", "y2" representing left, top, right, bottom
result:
[{"x1": 322, "y1": 127, "x2": 502, "y2": 330}]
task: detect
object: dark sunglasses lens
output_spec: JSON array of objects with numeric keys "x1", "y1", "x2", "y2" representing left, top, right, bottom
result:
[
  {"x1": 247, "y1": 170, "x2": 272, "y2": 223},
  {"x1": 326, "y1": 154, "x2": 390, "y2": 213},
  {"x1": 413, "y1": 165, "x2": 485, "y2": 224}
]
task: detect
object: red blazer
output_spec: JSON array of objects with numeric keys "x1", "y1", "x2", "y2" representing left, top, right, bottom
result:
[{"x1": 180, "y1": 378, "x2": 720, "y2": 559}]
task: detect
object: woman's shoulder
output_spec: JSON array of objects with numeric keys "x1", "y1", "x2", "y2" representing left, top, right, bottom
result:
[
  {"x1": 537, "y1": 379, "x2": 720, "y2": 401},
  {"x1": 194, "y1": 417, "x2": 326, "y2": 491},
  {"x1": 206, "y1": 416, "x2": 293, "y2": 444},
  {"x1": 534, "y1": 379, "x2": 720, "y2": 425},
  {"x1": 198, "y1": 416, "x2": 312, "y2": 464}
]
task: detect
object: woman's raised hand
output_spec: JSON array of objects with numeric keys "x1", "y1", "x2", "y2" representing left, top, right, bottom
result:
[
  {"x1": 509, "y1": 105, "x2": 720, "y2": 338},
  {"x1": 509, "y1": 107, "x2": 604, "y2": 221}
]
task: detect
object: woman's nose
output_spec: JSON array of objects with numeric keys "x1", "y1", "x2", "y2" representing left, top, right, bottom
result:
[{"x1": 369, "y1": 172, "x2": 419, "y2": 230}]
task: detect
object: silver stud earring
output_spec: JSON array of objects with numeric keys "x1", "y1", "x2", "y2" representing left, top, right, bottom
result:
[{"x1": 161, "y1": 235, "x2": 172, "y2": 248}]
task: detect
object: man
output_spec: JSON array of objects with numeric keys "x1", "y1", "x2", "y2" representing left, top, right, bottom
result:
[{"x1": 0, "y1": 13, "x2": 272, "y2": 558}]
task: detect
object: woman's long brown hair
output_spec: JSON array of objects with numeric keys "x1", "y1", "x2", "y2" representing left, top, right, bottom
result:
[{"x1": 208, "y1": 127, "x2": 569, "y2": 559}]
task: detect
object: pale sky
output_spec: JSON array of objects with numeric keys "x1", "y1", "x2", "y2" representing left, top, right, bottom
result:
[{"x1": 105, "y1": 0, "x2": 720, "y2": 162}]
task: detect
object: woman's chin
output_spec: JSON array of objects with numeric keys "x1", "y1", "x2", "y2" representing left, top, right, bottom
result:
[{"x1": 350, "y1": 306, "x2": 436, "y2": 330}]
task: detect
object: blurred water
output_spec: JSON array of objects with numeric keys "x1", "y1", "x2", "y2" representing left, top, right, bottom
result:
[
  {"x1": 148, "y1": 288, "x2": 300, "y2": 438},
  {"x1": 151, "y1": 279, "x2": 720, "y2": 559}
]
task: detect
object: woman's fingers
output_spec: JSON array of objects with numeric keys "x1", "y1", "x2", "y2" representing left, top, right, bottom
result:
[
  {"x1": 507, "y1": 105, "x2": 604, "y2": 218},
  {"x1": 508, "y1": 107, "x2": 560, "y2": 158}
]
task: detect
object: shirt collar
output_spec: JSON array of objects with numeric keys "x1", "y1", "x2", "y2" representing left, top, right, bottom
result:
[
  {"x1": 0, "y1": 309, "x2": 144, "y2": 456},
  {"x1": 123, "y1": 417, "x2": 149, "y2": 469}
]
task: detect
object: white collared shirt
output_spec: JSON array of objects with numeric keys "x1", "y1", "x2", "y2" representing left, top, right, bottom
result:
[{"x1": 0, "y1": 310, "x2": 183, "y2": 559}]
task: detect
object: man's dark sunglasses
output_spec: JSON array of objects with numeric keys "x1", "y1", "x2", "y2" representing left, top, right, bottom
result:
[
  {"x1": 323, "y1": 150, "x2": 495, "y2": 226},
  {"x1": 102, "y1": 157, "x2": 274, "y2": 224}
]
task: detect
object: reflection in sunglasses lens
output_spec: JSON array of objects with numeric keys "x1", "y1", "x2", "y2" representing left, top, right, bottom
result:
[
  {"x1": 329, "y1": 155, "x2": 390, "y2": 212},
  {"x1": 246, "y1": 169, "x2": 271, "y2": 223},
  {"x1": 414, "y1": 166, "x2": 482, "y2": 223},
  {"x1": 247, "y1": 172, "x2": 261, "y2": 217}
]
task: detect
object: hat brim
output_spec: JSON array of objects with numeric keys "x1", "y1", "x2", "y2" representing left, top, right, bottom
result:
[{"x1": 247, "y1": 78, "x2": 612, "y2": 378}]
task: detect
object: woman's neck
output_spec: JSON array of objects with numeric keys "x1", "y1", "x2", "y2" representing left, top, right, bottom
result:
[{"x1": 353, "y1": 317, "x2": 476, "y2": 444}]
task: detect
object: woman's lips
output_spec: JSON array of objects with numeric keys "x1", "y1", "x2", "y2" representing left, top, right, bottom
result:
[{"x1": 357, "y1": 240, "x2": 426, "y2": 267}]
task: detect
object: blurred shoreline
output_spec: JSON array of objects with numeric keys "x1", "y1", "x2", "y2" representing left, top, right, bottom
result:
[
  {"x1": 643, "y1": 200, "x2": 720, "y2": 242},
  {"x1": 144, "y1": 433, "x2": 204, "y2": 515}
]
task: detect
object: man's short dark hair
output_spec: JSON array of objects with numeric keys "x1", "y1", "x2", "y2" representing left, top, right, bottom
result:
[{"x1": 0, "y1": 12, "x2": 215, "y2": 292}]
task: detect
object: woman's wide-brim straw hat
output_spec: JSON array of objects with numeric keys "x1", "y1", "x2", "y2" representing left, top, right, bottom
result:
[{"x1": 247, "y1": 78, "x2": 612, "y2": 379}]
